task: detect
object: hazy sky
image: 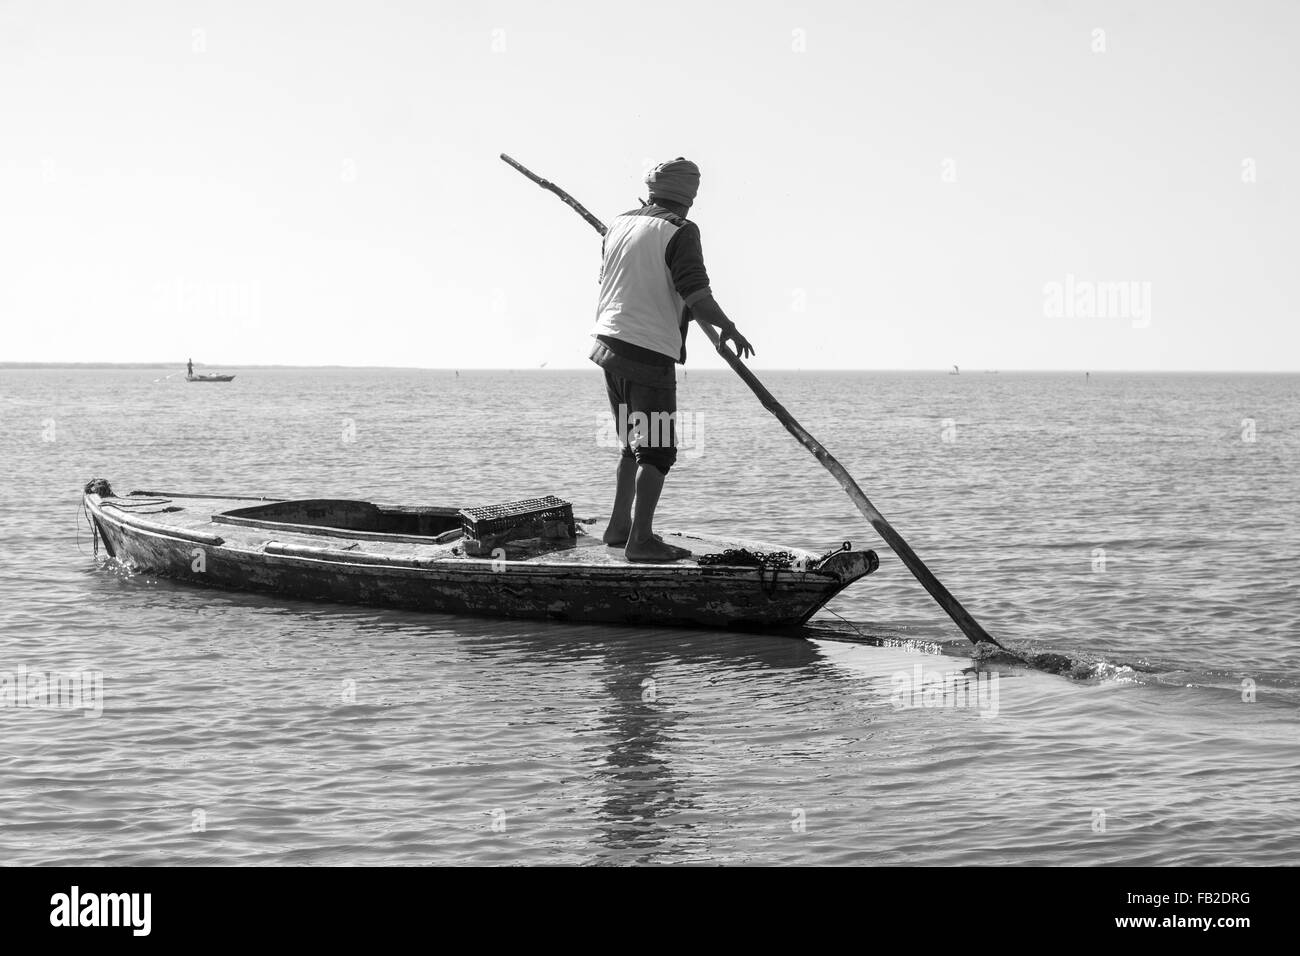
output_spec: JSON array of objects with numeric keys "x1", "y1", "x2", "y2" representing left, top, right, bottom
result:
[{"x1": 2, "y1": 0, "x2": 1296, "y2": 369}]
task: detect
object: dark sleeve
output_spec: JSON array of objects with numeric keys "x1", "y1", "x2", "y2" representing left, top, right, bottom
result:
[{"x1": 664, "y1": 222, "x2": 711, "y2": 306}]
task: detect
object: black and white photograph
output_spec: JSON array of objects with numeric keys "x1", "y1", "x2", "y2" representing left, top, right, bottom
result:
[{"x1": 0, "y1": 0, "x2": 1293, "y2": 928}]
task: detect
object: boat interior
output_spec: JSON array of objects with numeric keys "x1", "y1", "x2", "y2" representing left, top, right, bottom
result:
[
  {"x1": 88, "y1": 487, "x2": 872, "y2": 574},
  {"x1": 216, "y1": 499, "x2": 464, "y2": 539}
]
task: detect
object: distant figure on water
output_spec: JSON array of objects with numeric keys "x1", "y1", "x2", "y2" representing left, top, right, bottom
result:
[
  {"x1": 589, "y1": 157, "x2": 754, "y2": 563},
  {"x1": 187, "y1": 358, "x2": 193, "y2": 377}
]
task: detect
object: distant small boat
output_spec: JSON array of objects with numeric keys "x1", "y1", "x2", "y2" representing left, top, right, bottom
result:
[
  {"x1": 81, "y1": 481, "x2": 878, "y2": 630},
  {"x1": 186, "y1": 373, "x2": 235, "y2": 382},
  {"x1": 949, "y1": 365, "x2": 960, "y2": 375}
]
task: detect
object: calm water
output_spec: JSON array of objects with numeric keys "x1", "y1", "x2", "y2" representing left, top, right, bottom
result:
[{"x1": 1, "y1": 367, "x2": 1297, "y2": 865}]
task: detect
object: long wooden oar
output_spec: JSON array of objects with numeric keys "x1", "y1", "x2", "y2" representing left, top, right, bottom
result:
[{"x1": 500, "y1": 153, "x2": 1001, "y2": 647}]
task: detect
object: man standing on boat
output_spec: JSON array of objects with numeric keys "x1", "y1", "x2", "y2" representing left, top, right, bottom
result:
[{"x1": 590, "y1": 157, "x2": 754, "y2": 563}]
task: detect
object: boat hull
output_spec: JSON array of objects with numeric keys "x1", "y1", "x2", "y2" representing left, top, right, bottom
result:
[{"x1": 83, "y1": 490, "x2": 877, "y2": 630}]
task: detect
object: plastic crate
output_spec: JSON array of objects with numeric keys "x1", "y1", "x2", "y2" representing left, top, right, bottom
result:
[{"x1": 459, "y1": 496, "x2": 575, "y2": 541}]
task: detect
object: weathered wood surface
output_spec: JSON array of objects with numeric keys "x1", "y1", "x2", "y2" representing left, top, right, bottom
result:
[{"x1": 85, "y1": 490, "x2": 878, "y2": 630}]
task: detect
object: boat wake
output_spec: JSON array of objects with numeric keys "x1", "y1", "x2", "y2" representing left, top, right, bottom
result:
[
  {"x1": 799, "y1": 618, "x2": 1155, "y2": 684},
  {"x1": 802, "y1": 618, "x2": 1300, "y2": 704},
  {"x1": 968, "y1": 641, "x2": 1149, "y2": 683}
]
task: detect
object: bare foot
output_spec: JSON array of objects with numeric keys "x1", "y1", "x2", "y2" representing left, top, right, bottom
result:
[
  {"x1": 624, "y1": 537, "x2": 692, "y2": 563},
  {"x1": 606, "y1": 531, "x2": 669, "y2": 548},
  {"x1": 602, "y1": 521, "x2": 631, "y2": 546}
]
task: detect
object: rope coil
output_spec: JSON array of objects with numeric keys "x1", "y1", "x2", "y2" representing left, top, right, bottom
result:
[{"x1": 696, "y1": 548, "x2": 801, "y2": 570}]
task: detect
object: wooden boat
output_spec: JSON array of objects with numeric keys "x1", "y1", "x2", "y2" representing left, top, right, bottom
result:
[
  {"x1": 186, "y1": 373, "x2": 235, "y2": 382},
  {"x1": 81, "y1": 480, "x2": 878, "y2": 630}
]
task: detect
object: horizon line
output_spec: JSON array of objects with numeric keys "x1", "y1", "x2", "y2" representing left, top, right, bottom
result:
[{"x1": 2, "y1": 362, "x2": 1298, "y2": 374}]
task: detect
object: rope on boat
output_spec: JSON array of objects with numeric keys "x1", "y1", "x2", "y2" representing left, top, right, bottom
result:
[
  {"x1": 76, "y1": 497, "x2": 99, "y2": 556},
  {"x1": 696, "y1": 548, "x2": 802, "y2": 570},
  {"x1": 697, "y1": 542, "x2": 855, "y2": 597},
  {"x1": 822, "y1": 606, "x2": 876, "y2": 644},
  {"x1": 818, "y1": 607, "x2": 944, "y2": 654},
  {"x1": 78, "y1": 478, "x2": 114, "y2": 556},
  {"x1": 697, "y1": 541, "x2": 852, "y2": 572},
  {"x1": 695, "y1": 548, "x2": 803, "y2": 597}
]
